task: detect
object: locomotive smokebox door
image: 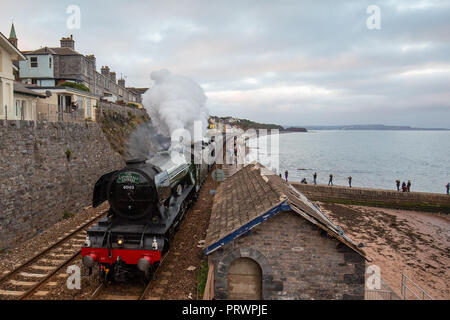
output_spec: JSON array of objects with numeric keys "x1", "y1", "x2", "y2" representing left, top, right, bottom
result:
[{"x1": 108, "y1": 169, "x2": 157, "y2": 220}]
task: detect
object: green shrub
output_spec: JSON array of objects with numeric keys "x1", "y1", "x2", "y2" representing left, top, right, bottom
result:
[
  {"x1": 127, "y1": 102, "x2": 139, "y2": 108},
  {"x1": 62, "y1": 210, "x2": 75, "y2": 219},
  {"x1": 58, "y1": 81, "x2": 90, "y2": 92},
  {"x1": 65, "y1": 148, "x2": 72, "y2": 161},
  {"x1": 197, "y1": 260, "x2": 209, "y2": 298}
]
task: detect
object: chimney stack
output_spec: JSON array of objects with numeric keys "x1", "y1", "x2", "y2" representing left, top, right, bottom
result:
[
  {"x1": 60, "y1": 34, "x2": 75, "y2": 50},
  {"x1": 86, "y1": 54, "x2": 96, "y2": 70},
  {"x1": 101, "y1": 66, "x2": 110, "y2": 77},
  {"x1": 118, "y1": 78, "x2": 125, "y2": 87},
  {"x1": 110, "y1": 71, "x2": 116, "y2": 84}
]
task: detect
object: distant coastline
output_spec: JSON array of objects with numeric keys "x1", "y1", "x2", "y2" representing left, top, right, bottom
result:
[{"x1": 301, "y1": 124, "x2": 449, "y2": 131}]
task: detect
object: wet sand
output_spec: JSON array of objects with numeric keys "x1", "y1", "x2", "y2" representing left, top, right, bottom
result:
[{"x1": 319, "y1": 203, "x2": 449, "y2": 300}]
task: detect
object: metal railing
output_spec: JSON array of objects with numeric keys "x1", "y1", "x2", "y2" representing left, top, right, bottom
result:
[
  {"x1": 364, "y1": 273, "x2": 401, "y2": 300},
  {"x1": 401, "y1": 273, "x2": 433, "y2": 300},
  {"x1": 36, "y1": 103, "x2": 86, "y2": 123},
  {"x1": 365, "y1": 289, "x2": 395, "y2": 300}
]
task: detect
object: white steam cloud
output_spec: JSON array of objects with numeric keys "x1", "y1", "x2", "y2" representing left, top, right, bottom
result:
[{"x1": 143, "y1": 69, "x2": 210, "y2": 140}]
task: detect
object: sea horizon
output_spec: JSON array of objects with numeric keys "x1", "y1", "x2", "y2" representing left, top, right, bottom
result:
[{"x1": 252, "y1": 130, "x2": 450, "y2": 194}]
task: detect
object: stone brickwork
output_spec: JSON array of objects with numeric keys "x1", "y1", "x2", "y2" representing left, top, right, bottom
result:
[
  {"x1": 96, "y1": 101, "x2": 147, "y2": 120},
  {"x1": 209, "y1": 211, "x2": 365, "y2": 300},
  {"x1": 291, "y1": 183, "x2": 450, "y2": 213},
  {"x1": 0, "y1": 120, "x2": 124, "y2": 249}
]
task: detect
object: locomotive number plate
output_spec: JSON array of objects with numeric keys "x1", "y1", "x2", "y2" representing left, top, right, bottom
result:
[{"x1": 117, "y1": 172, "x2": 140, "y2": 184}]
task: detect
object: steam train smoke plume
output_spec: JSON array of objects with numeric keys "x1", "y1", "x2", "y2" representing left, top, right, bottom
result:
[
  {"x1": 143, "y1": 69, "x2": 210, "y2": 141},
  {"x1": 126, "y1": 123, "x2": 171, "y2": 160}
]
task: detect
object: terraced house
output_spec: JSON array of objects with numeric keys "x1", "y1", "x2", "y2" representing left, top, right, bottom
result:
[{"x1": 18, "y1": 33, "x2": 143, "y2": 105}]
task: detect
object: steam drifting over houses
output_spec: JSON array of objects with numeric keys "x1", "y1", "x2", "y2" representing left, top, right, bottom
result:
[{"x1": 18, "y1": 34, "x2": 144, "y2": 105}]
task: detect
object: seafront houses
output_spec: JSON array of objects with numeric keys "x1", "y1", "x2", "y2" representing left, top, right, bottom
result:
[
  {"x1": 18, "y1": 34, "x2": 142, "y2": 105},
  {"x1": 4, "y1": 23, "x2": 148, "y2": 122}
]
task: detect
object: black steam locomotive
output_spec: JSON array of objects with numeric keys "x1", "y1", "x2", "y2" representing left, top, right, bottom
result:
[{"x1": 81, "y1": 138, "x2": 216, "y2": 282}]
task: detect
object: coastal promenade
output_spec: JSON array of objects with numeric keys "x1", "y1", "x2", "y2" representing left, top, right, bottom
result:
[{"x1": 291, "y1": 183, "x2": 450, "y2": 213}]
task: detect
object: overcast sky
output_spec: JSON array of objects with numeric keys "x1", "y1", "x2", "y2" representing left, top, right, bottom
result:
[{"x1": 2, "y1": 0, "x2": 450, "y2": 127}]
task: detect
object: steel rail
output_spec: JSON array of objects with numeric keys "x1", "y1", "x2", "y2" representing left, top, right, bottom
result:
[
  {"x1": 19, "y1": 251, "x2": 81, "y2": 300},
  {"x1": 138, "y1": 252, "x2": 168, "y2": 300},
  {"x1": 0, "y1": 209, "x2": 107, "y2": 286},
  {"x1": 89, "y1": 282, "x2": 105, "y2": 300}
]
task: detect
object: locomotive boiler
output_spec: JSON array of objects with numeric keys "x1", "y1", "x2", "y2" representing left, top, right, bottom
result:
[{"x1": 81, "y1": 139, "x2": 216, "y2": 282}]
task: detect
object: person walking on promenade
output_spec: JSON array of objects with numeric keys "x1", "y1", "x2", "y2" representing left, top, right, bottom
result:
[
  {"x1": 348, "y1": 176, "x2": 352, "y2": 188},
  {"x1": 279, "y1": 173, "x2": 282, "y2": 179},
  {"x1": 285, "y1": 170, "x2": 288, "y2": 183},
  {"x1": 313, "y1": 172, "x2": 317, "y2": 185},
  {"x1": 446, "y1": 183, "x2": 450, "y2": 195},
  {"x1": 407, "y1": 180, "x2": 411, "y2": 192},
  {"x1": 402, "y1": 182, "x2": 407, "y2": 192},
  {"x1": 396, "y1": 179, "x2": 400, "y2": 192},
  {"x1": 328, "y1": 174, "x2": 333, "y2": 186}
]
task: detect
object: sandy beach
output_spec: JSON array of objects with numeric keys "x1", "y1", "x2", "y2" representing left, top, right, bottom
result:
[{"x1": 320, "y1": 203, "x2": 449, "y2": 300}]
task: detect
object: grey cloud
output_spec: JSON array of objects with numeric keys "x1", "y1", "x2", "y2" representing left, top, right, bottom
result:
[{"x1": 1, "y1": 0, "x2": 449, "y2": 127}]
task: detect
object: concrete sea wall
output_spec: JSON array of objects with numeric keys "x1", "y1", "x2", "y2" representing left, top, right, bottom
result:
[
  {"x1": 0, "y1": 120, "x2": 125, "y2": 249},
  {"x1": 291, "y1": 183, "x2": 450, "y2": 213}
]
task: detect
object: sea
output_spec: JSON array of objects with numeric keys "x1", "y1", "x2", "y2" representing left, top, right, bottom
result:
[{"x1": 251, "y1": 130, "x2": 450, "y2": 194}]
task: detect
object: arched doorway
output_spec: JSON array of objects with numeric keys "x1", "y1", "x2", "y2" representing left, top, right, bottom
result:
[{"x1": 227, "y1": 257, "x2": 262, "y2": 300}]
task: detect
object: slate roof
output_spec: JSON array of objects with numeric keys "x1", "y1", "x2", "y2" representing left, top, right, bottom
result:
[
  {"x1": 127, "y1": 87, "x2": 149, "y2": 95},
  {"x1": 204, "y1": 162, "x2": 368, "y2": 260},
  {"x1": 22, "y1": 47, "x2": 81, "y2": 56},
  {"x1": 13, "y1": 82, "x2": 46, "y2": 97}
]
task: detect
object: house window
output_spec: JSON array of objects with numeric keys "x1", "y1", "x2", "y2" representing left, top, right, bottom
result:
[
  {"x1": 86, "y1": 99, "x2": 91, "y2": 118},
  {"x1": 30, "y1": 57, "x2": 38, "y2": 68},
  {"x1": 77, "y1": 96, "x2": 84, "y2": 111},
  {"x1": 49, "y1": 57, "x2": 52, "y2": 68},
  {"x1": 21, "y1": 100, "x2": 26, "y2": 120},
  {"x1": 15, "y1": 100, "x2": 21, "y2": 117}
]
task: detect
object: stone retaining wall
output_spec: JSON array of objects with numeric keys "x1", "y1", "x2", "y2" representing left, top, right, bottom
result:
[
  {"x1": 0, "y1": 120, "x2": 125, "y2": 249},
  {"x1": 96, "y1": 101, "x2": 147, "y2": 120},
  {"x1": 291, "y1": 183, "x2": 450, "y2": 213}
]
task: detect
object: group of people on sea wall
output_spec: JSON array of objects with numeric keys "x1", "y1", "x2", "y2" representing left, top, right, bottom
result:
[
  {"x1": 280, "y1": 170, "x2": 450, "y2": 195},
  {"x1": 281, "y1": 171, "x2": 353, "y2": 188},
  {"x1": 395, "y1": 179, "x2": 412, "y2": 192},
  {"x1": 325, "y1": 173, "x2": 352, "y2": 187}
]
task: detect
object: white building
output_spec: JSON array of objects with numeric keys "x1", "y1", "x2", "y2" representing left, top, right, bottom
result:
[
  {"x1": 0, "y1": 30, "x2": 26, "y2": 120},
  {"x1": 13, "y1": 82, "x2": 45, "y2": 121}
]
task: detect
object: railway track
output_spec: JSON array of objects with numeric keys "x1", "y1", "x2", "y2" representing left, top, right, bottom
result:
[
  {"x1": 89, "y1": 253, "x2": 168, "y2": 300},
  {"x1": 0, "y1": 209, "x2": 107, "y2": 300},
  {"x1": 84, "y1": 135, "x2": 230, "y2": 300}
]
